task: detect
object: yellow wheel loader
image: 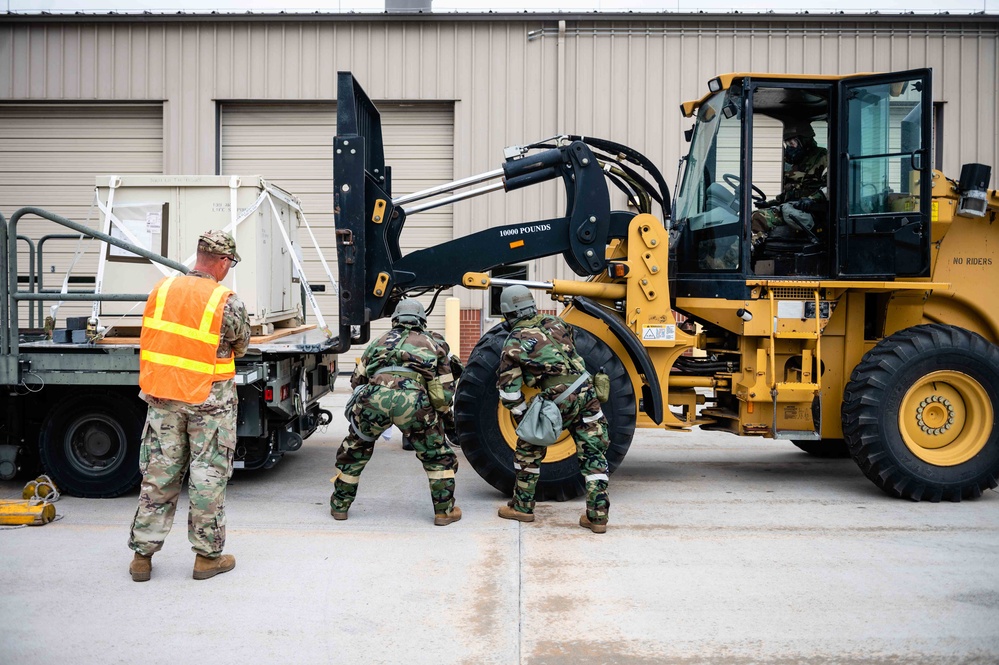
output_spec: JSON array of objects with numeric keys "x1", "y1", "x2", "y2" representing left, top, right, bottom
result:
[{"x1": 332, "y1": 68, "x2": 998, "y2": 503}]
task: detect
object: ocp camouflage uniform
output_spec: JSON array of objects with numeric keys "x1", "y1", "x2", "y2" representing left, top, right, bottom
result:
[
  {"x1": 498, "y1": 314, "x2": 610, "y2": 524},
  {"x1": 129, "y1": 269, "x2": 251, "y2": 558},
  {"x1": 751, "y1": 143, "x2": 828, "y2": 234},
  {"x1": 331, "y1": 323, "x2": 458, "y2": 516}
]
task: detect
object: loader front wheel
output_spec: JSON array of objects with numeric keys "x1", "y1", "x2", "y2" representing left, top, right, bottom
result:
[
  {"x1": 841, "y1": 324, "x2": 999, "y2": 502},
  {"x1": 454, "y1": 324, "x2": 636, "y2": 501}
]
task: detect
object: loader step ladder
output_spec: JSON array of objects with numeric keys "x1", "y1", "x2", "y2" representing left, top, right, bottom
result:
[{"x1": 767, "y1": 286, "x2": 823, "y2": 441}]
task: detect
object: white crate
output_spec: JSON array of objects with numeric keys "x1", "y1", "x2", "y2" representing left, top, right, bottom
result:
[{"x1": 95, "y1": 175, "x2": 303, "y2": 329}]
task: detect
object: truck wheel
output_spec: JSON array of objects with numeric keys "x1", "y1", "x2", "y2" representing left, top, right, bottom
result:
[
  {"x1": 454, "y1": 324, "x2": 636, "y2": 501},
  {"x1": 39, "y1": 390, "x2": 144, "y2": 498},
  {"x1": 792, "y1": 439, "x2": 850, "y2": 458},
  {"x1": 842, "y1": 324, "x2": 999, "y2": 502}
]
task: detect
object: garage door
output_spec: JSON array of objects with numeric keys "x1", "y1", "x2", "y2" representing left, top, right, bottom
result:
[
  {"x1": 0, "y1": 104, "x2": 164, "y2": 326},
  {"x1": 220, "y1": 102, "x2": 454, "y2": 350}
]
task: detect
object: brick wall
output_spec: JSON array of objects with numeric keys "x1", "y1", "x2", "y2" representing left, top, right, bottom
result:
[
  {"x1": 457, "y1": 307, "x2": 560, "y2": 361},
  {"x1": 458, "y1": 309, "x2": 480, "y2": 362}
]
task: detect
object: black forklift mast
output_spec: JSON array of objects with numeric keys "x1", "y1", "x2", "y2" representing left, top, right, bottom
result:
[{"x1": 332, "y1": 71, "x2": 668, "y2": 350}]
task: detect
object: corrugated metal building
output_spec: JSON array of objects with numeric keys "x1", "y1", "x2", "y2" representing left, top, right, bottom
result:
[{"x1": 2, "y1": 13, "x2": 998, "y2": 355}]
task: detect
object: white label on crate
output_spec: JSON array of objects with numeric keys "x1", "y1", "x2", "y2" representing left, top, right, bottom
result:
[
  {"x1": 146, "y1": 211, "x2": 162, "y2": 233},
  {"x1": 777, "y1": 301, "x2": 806, "y2": 319},
  {"x1": 642, "y1": 324, "x2": 676, "y2": 341}
]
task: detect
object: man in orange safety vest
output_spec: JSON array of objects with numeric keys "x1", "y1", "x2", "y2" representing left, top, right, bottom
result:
[{"x1": 127, "y1": 230, "x2": 250, "y2": 582}]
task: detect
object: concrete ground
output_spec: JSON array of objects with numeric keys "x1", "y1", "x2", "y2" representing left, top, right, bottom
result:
[{"x1": 2, "y1": 386, "x2": 998, "y2": 665}]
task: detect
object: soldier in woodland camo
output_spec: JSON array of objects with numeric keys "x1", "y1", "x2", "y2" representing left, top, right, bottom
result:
[
  {"x1": 495, "y1": 285, "x2": 611, "y2": 534},
  {"x1": 330, "y1": 299, "x2": 461, "y2": 526},
  {"x1": 751, "y1": 119, "x2": 828, "y2": 244}
]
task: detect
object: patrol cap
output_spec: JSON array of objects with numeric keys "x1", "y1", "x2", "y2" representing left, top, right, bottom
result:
[
  {"x1": 783, "y1": 119, "x2": 815, "y2": 141},
  {"x1": 198, "y1": 230, "x2": 241, "y2": 261}
]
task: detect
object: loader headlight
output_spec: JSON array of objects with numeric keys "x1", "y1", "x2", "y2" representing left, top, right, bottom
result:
[{"x1": 708, "y1": 77, "x2": 722, "y2": 93}]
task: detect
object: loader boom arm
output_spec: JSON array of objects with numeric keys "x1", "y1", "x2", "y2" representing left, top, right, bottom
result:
[{"x1": 332, "y1": 71, "x2": 668, "y2": 348}]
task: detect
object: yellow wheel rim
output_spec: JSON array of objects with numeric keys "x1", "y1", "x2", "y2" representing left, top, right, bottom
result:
[
  {"x1": 497, "y1": 386, "x2": 577, "y2": 463},
  {"x1": 898, "y1": 370, "x2": 993, "y2": 466}
]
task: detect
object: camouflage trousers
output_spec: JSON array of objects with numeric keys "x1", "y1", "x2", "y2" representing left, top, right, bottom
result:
[
  {"x1": 332, "y1": 384, "x2": 458, "y2": 516},
  {"x1": 751, "y1": 204, "x2": 817, "y2": 235},
  {"x1": 512, "y1": 384, "x2": 610, "y2": 523},
  {"x1": 128, "y1": 390, "x2": 236, "y2": 558}
]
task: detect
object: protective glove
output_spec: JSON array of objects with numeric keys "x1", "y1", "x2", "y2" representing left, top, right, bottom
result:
[
  {"x1": 792, "y1": 197, "x2": 818, "y2": 212},
  {"x1": 753, "y1": 198, "x2": 772, "y2": 210}
]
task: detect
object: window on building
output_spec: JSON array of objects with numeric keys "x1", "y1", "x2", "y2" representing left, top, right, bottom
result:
[
  {"x1": 488, "y1": 264, "x2": 528, "y2": 318},
  {"x1": 933, "y1": 101, "x2": 945, "y2": 171}
]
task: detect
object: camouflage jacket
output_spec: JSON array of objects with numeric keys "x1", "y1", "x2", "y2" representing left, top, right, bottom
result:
[
  {"x1": 351, "y1": 323, "x2": 455, "y2": 405},
  {"x1": 498, "y1": 314, "x2": 587, "y2": 410},
  {"x1": 772, "y1": 146, "x2": 828, "y2": 206},
  {"x1": 429, "y1": 330, "x2": 465, "y2": 380}
]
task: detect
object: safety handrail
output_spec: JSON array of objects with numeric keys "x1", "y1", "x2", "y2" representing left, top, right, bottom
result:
[
  {"x1": 6, "y1": 206, "x2": 189, "y2": 356},
  {"x1": 1, "y1": 213, "x2": 8, "y2": 358}
]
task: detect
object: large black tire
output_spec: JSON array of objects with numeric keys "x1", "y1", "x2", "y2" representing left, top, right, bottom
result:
[
  {"x1": 39, "y1": 389, "x2": 145, "y2": 497},
  {"x1": 792, "y1": 439, "x2": 850, "y2": 458},
  {"x1": 454, "y1": 324, "x2": 636, "y2": 501},
  {"x1": 842, "y1": 324, "x2": 999, "y2": 502}
]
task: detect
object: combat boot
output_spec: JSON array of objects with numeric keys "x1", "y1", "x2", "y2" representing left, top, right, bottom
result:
[
  {"x1": 579, "y1": 514, "x2": 608, "y2": 534},
  {"x1": 129, "y1": 552, "x2": 152, "y2": 582},
  {"x1": 434, "y1": 504, "x2": 462, "y2": 526},
  {"x1": 193, "y1": 553, "x2": 236, "y2": 580},
  {"x1": 498, "y1": 505, "x2": 534, "y2": 522},
  {"x1": 330, "y1": 493, "x2": 349, "y2": 520}
]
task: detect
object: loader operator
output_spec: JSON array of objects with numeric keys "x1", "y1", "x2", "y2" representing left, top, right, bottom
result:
[
  {"x1": 330, "y1": 298, "x2": 462, "y2": 526},
  {"x1": 128, "y1": 230, "x2": 251, "y2": 582},
  {"x1": 750, "y1": 119, "x2": 828, "y2": 250},
  {"x1": 495, "y1": 285, "x2": 611, "y2": 533}
]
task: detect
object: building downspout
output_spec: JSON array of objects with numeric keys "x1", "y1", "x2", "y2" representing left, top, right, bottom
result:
[
  {"x1": 554, "y1": 20, "x2": 567, "y2": 284},
  {"x1": 557, "y1": 19, "x2": 566, "y2": 136}
]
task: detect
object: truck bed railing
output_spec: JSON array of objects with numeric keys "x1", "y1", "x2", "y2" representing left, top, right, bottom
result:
[{"x1": 4, "y1": 206, "x2": 190, "y2": 357}]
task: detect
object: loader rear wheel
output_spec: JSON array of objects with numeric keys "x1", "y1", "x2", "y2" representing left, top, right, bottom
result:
[
  {"x1": 792, "y1": 439, "x2": 850, "y2": 458},
  {"x1": 842, "y1": 324, "x2": 999, "y2": 502},
  {"x1": 454, "y1": 324, "x2": 636, "y2": 501},
  {"x1": 39, "y1": 390, "x2": 144, "y2": 498}
]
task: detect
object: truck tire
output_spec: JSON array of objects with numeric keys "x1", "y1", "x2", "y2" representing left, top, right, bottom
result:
[
  {"x1": 842, "y1": 324, "x2": 999, "y2": 502},
  {"x1": 454, "y1": 324, "x2": 636, "y2": 501},
  {"x1": 792, "y1": 439, "x2": 850, "y2": 458},
  {"x1": 39, "y1": 390, "x2": 144, "y2": 498}
]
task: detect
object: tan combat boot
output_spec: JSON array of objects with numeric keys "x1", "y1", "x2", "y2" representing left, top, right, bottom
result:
[
  {"x1": 193, "y1": 553, "x2": 236, "y2": 580},
  {"x1": 330, "y1": 494, "x2": 348, "y2": 520},
  {"x1": 129, "y1": 552, "x2": 152, "y2": 582},
  {"x1": 434, "y1": 504, "x2": 462, "y2": 526},
  {"x1": 498, "y1": 504, "x2": 535, "y2": 522},
  {"x1": 579, "y1": 514, "x2": 608, "y2": 534}
]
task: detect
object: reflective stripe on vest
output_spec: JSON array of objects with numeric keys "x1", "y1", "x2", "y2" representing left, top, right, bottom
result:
[{"x1": 139, "y1": 275, "x2": 235, "y2": 403}]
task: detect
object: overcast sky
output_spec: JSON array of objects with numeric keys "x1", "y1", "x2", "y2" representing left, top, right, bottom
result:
[{"x1": 6, "y1": 0, "x2": 998, "y2": 14}]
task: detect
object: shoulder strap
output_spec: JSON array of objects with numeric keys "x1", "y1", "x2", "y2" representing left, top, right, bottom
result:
[{"x1": 553, "y1": 371, "x2": 591, "y2": 404}]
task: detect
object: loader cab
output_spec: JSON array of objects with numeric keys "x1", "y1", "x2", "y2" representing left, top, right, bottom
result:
[{"x1": 671, "y1": 69, "x2": 933, "y2": 297}]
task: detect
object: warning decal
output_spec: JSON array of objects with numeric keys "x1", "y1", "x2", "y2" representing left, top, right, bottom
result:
[{"x1": 641, "y1": 324, "x2": 676, "y2": 341}]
